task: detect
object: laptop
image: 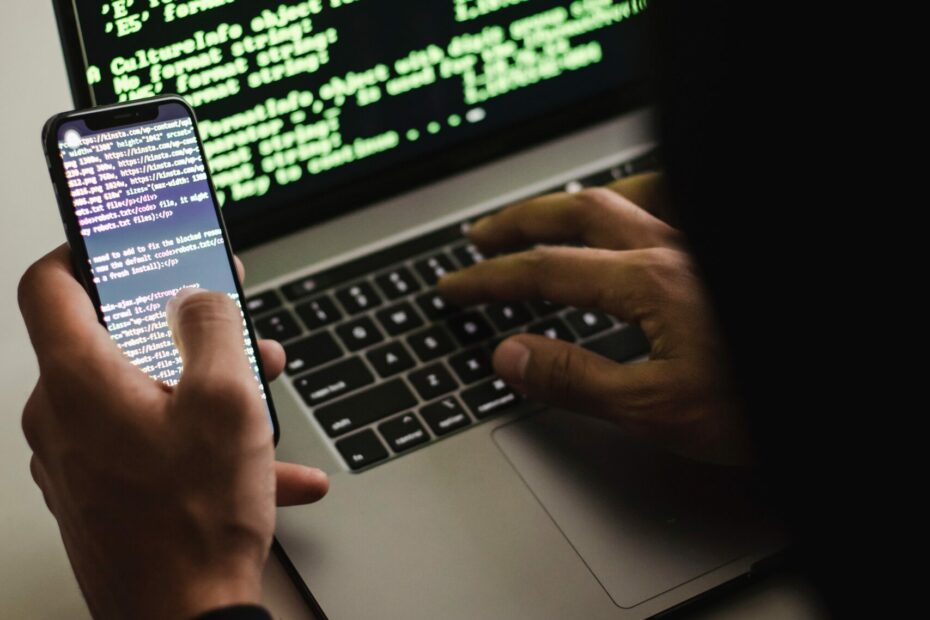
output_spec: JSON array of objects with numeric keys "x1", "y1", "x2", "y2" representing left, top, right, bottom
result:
[{"x1": 52, "y1": 2, "x2": 783, "y2": 618}]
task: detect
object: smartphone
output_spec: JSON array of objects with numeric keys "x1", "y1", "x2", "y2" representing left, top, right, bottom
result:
[{"x1": 42, "y1": 95, "x2": 279, "y2": 442}]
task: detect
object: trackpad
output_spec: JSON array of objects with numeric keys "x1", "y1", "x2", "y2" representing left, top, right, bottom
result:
[{"x1": 493, "y1": 410, "x2": 771, "y2": 609}]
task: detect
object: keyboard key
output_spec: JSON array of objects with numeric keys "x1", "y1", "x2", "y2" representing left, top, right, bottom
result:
[
  {"x1": 379, "y1": 414, "x2": 430, "y2": 453},
  {"x1": 375, "y1": 268, "x2": 421, "y2": 300},
  {"x1": 295, "y1": 296, "x2": 342, "y2": 331},
  {"x1": 336, "y1": 282, "x2": 382, "y2": 315},
  {"x1": 407, "y1": 326, "x2": 456, "y2": 362},
  {"x1": 449, "y1": 349, "x2": 493, "y2": 384},
  {"x1": 528, "y1": 318, "x2": 576, "y2": 343},
  {"x1": 255, "y1": 311, "x2": 302, "y2": 342},
  {"x1": 484, "y1": 336, "x2": 507, "y2": 356},
  {"x1": 281, "y1": 222, "x2": 465, "y2": 302},
  {"x1": 366, "y1": 342, "x2": 415, "y2": 378},
  {"x1": 566, "y1": 309, "x2": 613, "y2": 338},
  {"x1": 452, "y1": 243, "x2": 485, "y2": 268},
  {"x1": 282, "y1": 275, "x2": 324, "y2": 302},
  {"x1": 564, "y1": 179, "x2": 584, "y2": 193},
  {"x1": 293, "y1": 357, "x2": 374, "y2": 408},
  {"x1": 485, "y1": 301, "x2": 533, "y2": 332},
  {"x1": 375, "y1": 302, "x2": 424, "y2": 336},
  {"x1": 421, "y1": 397, "x2": 472, "y2": 436},
  {"x1": 584, "y1": 325, "x2": 650, "y2": 362},
  {"x1": 462, "y1": 378, "x2": 522, "y2": 419},
  {"x1": 315, "y1": 379, "x2": 417, "y2": 437},
  {"x1": 447, "y1": 312, "x2": 495, "y2": 346},
  {"x1": 579, "y1": 170, "x2": 616, "y2": 187},
  {"x1": 416, "y1": 291, "x2": 459, "y2": 321},
  {"x1": 415, "y1": 253, "x2": 456, "y2": 285},
  {"x1": 284, "y1": 332, "x2": 343, "y2": 376},
  {"x1": 336, "y1": 317, "x2": 384, "y2": 352},
  {"x1": 408, "y1": 363, "x2": 458, "y2": 400},
  {"x1": 246, "y1": 291, "x2": 281, "y2": 315},
  {"x1": 529, "y1": 300, "x2": 566, "y2": 318},
  {"x1": 629, "y1": 150, "x2": 661, "y2": 175},
  {"x1": 336, "y1": 430, "x2": 388, "y2": 470}
]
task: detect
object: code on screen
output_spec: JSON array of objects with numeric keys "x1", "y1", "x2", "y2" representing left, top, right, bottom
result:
[
  {"x1": 73, "y1": 0, "x2": 649, "y2": 217},
  {"x1": 57, "y1": 104, "x2": 265, "y2": 392}
]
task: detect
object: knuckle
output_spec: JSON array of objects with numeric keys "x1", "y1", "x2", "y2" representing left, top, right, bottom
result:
[
  {"x1": 520, "y1": 247, "x2": 550, "y2": 271},
  {"x1": 574, "y1": 188, "x2": 615, "y2": 225},
  {"x1": 29, "y1": 456, "x2": 43, "y2": 486},
  {"x1": 575, "y1": 187, "x2": 617, "y2": 208},
  {"x1": 21, "y1": 391, "x2": 44, "y2": 452},
  {"x1": 523, "y1": 245, "x2": 566, "y2": 271},
  {"x1": 516, "y1": 248, "x2": 550, "y2": 281},
  {"x1": 633, "y1": 248, "x2": 692, "y2": 292},
  {"x1": 16, "y1": 261, "x2": 45, "y2": 314},
  {"x1": 643, "y1": 246, "x2": 680, "y2": 271}
]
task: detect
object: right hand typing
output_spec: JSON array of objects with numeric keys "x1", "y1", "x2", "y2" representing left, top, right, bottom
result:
[{"x1": 439, "y1": 174, "x2": 753, "y2": 465}]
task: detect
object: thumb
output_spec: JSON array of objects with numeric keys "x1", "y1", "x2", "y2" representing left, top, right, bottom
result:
[
  {"x1": 166, "y1": 288, "x2": 251, "y2": 384},
  {"x1": 276, "y1": 462, "x2": 329, "y2": 506},
  {"x1": 492, "y1": 335, "x2": 655, "y2": 425}
]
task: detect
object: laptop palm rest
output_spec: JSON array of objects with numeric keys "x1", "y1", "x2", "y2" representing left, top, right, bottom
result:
[{"x1": 492, "y1": 409, "x2": 774, "y2": 609}]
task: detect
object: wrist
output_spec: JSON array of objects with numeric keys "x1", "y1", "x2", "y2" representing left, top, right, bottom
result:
[
  {"x1": 111, "y1": 558, "x2": 264, "y2": 620},
  {"x1": 172, "y1": 561, "x2": 264, "y2": 620}
]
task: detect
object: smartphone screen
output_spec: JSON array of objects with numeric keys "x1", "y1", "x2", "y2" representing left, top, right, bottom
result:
[{"x1": 49, "y1": 100, "x2": 275, "y2": 431}]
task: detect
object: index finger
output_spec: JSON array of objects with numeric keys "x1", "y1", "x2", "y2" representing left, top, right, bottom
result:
[
  {"x1": 439, "y1": 246, "x2": 653, "y2": 326},
  {"x1": 17, "y1": 245, "x2": 125, "y2": 375},
  {"x1": 468, "y1": 184, "x2": 680, "y2": 255},
  {"x1": 234, "y1": 255, "x2": 245, "y2": 284},
  {"x1": 605, "y1": 172, "x2": 679, "y2": 228}
]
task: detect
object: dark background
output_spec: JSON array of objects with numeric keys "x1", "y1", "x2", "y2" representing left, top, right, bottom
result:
[{"x1": 651, "y1": 2, "x2": 876, "y2": 616}]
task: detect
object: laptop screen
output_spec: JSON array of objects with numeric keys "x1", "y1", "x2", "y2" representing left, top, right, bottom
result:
[{"x1": 59, "y1": 1, "x2": 651, "y2": 246}]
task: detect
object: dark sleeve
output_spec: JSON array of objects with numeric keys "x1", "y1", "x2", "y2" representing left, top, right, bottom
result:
[
  {"x1": 194, "y1": 605, "x2": 273, "y2": 620},
  {"x1": 651, "y1": 1, "x2": 849, "y2": 617}
]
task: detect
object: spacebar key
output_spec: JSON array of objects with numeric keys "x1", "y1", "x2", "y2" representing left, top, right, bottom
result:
[{"x1": 315, "y1": 380, "x2": 418, "y2": 438}]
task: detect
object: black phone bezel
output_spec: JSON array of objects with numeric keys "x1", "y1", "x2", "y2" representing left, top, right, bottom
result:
[
  {"x1": 50, "y1": 0, "x2": 653, "y2": 250},
  {"x1": 42, "y1": 95, "x2": 281, "y2": 445}
]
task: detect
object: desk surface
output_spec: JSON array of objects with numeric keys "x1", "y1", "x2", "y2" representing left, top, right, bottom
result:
[{"x1": 0, "y1": 4, "x2": 823, "y2": 618}]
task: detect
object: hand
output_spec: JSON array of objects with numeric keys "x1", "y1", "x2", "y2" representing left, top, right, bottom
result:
[
  {"x1": 18, "y1": 246, "x2": 329, "y2": 620},
  {"x1": 438, "y1": 173, "x2": 752, "y2": 465}
]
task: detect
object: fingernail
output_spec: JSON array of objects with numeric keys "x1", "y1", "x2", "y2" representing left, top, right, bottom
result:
[
  {"x1": 165, "y1": 287, "x2": 205, "y2": 328},
  {"x1": 494, "y1": 339, "x2": 531, "y2": 388}
]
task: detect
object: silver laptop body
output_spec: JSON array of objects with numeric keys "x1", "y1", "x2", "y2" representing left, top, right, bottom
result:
[{"x1": 244, "y1": 111, "x2": 783, "y2": 619}]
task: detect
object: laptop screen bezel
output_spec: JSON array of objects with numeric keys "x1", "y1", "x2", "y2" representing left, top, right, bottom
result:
[{"x1": 52, "y1": 0, "x2": 652, "y2": 250}]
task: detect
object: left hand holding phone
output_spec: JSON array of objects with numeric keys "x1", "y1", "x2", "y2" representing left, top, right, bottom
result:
[{"x1": 18, "y1": 245, "x2": 329, "y2": 620}]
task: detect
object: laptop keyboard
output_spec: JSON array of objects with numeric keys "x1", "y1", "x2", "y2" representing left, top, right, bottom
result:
[{"x1": 248, "y1": 149, "x2": 659, "y2": 472}]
